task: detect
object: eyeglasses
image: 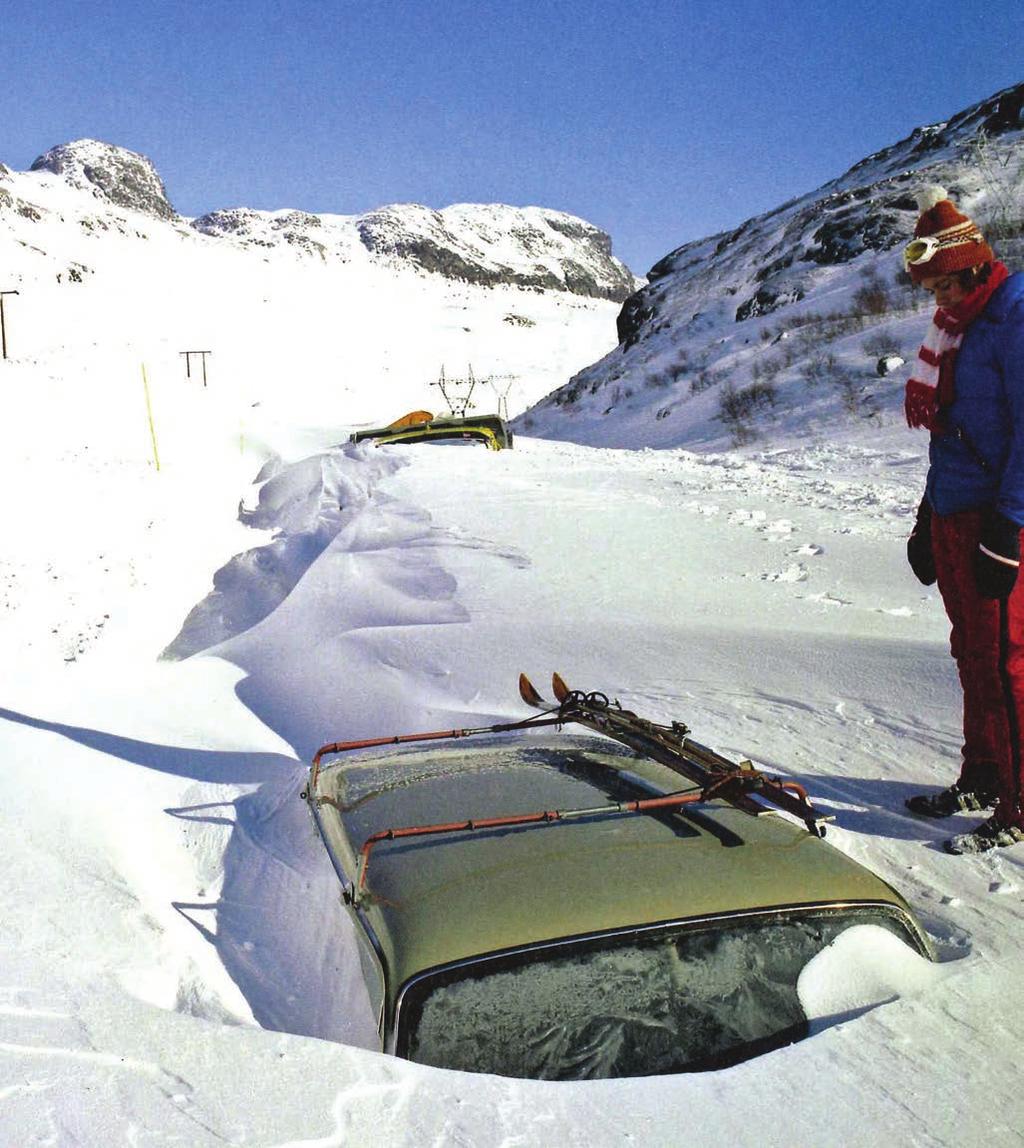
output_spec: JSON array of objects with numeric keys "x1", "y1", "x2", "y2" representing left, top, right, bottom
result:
[{"x1": 903, "y1": 236, "x2": 941, "y2": 269}]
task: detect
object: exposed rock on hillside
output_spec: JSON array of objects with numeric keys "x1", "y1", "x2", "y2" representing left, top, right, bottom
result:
[
  {"x1": 193, "y1": 201, "x2": 638, "y2": 301},
  {"x1": 191, "y1": 200, "x2": 638, "y2": 300},
  {"x1": 518, "y1": 81, "x2": 1024, "y2": 450},
  {"x1": 191, "y1": 208, "x2": 333, "y2": 260},
  {"x1": 355, "y1": 203, "x2": 635, "y2": 300},
  {"x1": 31, "y1": 140, "x2": 175, "y2": 221}
]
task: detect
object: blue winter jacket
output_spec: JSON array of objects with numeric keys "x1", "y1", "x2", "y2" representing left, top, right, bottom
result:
[{"x1": 926, "y1": 271, "x2": 1024, "y2": 526}]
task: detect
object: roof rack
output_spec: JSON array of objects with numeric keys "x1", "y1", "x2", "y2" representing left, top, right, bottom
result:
[{"x1": 306, "y1": 674, "x2": 831, "y2": 905}]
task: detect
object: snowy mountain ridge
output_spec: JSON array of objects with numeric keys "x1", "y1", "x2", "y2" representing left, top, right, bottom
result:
[
  {"x1": 0, "y1": 142, "x2": 634, "y2": 427},
  {"x1": 519, "y1": 81, "x2": 1024, "y2": 451},
  {"x1": 15, "y1": 139, "x2": 638, "y2": 302}
]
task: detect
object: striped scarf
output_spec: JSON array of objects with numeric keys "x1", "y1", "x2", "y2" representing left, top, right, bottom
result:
[{"x1": 904, "y1": 261, "x2": 1010, "y2": 431}]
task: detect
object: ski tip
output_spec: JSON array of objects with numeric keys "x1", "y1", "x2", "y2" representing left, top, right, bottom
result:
[
  {"x1": 551, "y1": 672, "x2": 570, "y2": 702},
  {"x1": 518, "y1": 673, "x2": 545, "y2": 707}
]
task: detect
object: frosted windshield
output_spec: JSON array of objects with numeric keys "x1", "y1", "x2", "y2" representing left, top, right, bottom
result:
[{"x1": 401, "y1": 908, "x2": 916, "y2": 1079}]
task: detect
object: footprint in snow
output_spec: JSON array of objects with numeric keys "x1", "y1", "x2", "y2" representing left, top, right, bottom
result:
[
  {"x1": 763, "y1": 519, "x2": 795, "y2": 540},
  {"x1": 761, "y1": 563, "x2": 808, "y2": 584},
  {"x1": 728, "y1": 509, "x2": 768, "y2": 527},
  {"x1": 729, "y1": 510, "x2": 796, "y2": 542},
  {"x1": 804, "y1": 590, "x2": 852, "y2": 607},
  {"x1": 790, "y1": 543, "x2": 824, "y2": 557}
]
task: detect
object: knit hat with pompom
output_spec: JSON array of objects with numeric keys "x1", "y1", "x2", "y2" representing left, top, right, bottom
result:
[{"x1": 904, "y1": 185, "x2": 994, "y2": 282}]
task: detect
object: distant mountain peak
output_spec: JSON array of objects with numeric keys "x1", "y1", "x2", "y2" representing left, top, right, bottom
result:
[{"x1": 30, "y1": 140, "x2": 175, "y2": 220}]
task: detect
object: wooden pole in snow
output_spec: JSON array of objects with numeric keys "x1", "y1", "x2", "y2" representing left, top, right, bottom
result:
[
  {"x1": 141, "y1": 364, "x2": 161, "y2": 471},
  {"x1": 0, "y1": 290, "x2": 19, "y2": 360},
  {"x1": 180, "y1": 350, "x2": 212, "y2": 386}
]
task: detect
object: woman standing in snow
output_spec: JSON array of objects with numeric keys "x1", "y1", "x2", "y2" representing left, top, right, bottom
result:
[{"x1": 903, "y1": 186, "x2": 1024, "y2": 853}]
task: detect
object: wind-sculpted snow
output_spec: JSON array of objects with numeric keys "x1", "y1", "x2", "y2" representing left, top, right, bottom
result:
[
  {"x1": 162, "y1": 445, "x2": 410, "y2": 660},
  {"x1": 4, "y1": 257, "x2": 1024, "y2": 1141},
  {"x1": 798, "y1": 925, "x2": 948, "y2": 1029}
]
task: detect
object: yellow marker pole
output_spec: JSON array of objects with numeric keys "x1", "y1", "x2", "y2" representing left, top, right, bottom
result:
[{"x1": 141, "y1": 364, "x2": 161, "y2": 471}]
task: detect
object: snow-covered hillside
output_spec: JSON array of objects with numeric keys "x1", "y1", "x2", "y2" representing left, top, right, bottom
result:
[
  {"x1": 1, "y1": 141, "x2": 637, "y2": 428},
  {"x1": 519, "y1": 82, "x2": 1024, "y2": 450}
]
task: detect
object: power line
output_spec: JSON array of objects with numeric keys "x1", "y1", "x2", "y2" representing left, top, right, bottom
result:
[{"x1": 431, "y1": 365, "x2": 518, "y2": 419}]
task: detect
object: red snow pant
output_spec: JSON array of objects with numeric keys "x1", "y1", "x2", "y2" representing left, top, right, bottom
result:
[{"x1": 932, "y1": 508, "x2": 1024, "y2": 827}]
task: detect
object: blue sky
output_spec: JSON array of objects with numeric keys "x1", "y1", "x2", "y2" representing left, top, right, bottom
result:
[{"x1": 5, "y1": 0, "x2": 1022, "y2": 274}]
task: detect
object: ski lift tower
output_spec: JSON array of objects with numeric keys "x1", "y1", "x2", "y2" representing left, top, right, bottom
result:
[{"x1": 431, "y1": 364, "x2": 479, "y2": 417}]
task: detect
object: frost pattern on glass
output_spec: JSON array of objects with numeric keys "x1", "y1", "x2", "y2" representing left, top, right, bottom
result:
[{"x1": 404, "y1": 909, "x2": 911, "y2": 1079}]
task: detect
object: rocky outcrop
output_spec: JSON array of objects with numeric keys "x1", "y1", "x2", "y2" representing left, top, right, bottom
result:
[
  {"x1": 30, "y1": 140, "x2": 175, "y2": 220},
  {"x1": 193, "y1": 201, "x2": 638, "y2": 301},
  {"x1": 355, "y1": 203, "x2": 637, "y2": 301},
  {"x1": 190, "y1": 207, "x2": 333, "y2": 259}
]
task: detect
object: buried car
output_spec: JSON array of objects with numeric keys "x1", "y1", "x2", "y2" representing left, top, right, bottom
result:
[
  {"x1": 349, "y1": 410, "x2": 513, "y2": 450},
  {"x1": 303, "y1": 675, "x2": 934, "y2": 1080}
]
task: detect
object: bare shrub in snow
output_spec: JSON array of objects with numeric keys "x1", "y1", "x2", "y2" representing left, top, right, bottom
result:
[
  {"x1": 691, "y1": 367, "x2": 722, "y2": 395},
  {"x1": 834, "y1": 368, "x2": 881, "y2": 420},
  {"x1": 850, "y1": 265, "x2": 894, "y2": 316},
  {"x1": 751, "y1": 356, "x2": 782, "y2": 385},
  {"x1": 666, "y1": 350, "x2": 690, "y2": 383},
  {"x1": 801, "y1": 351, "x2": 838, "y2": 387},
  {"x1": 717, "y1": 380, "x2": 777, "y2": 444},
  {"x1": 862, "y1": 328, "x2": 901, "y2": 358},
  {"x1": 967, "y1": 131, "x2": 1024, "y2": 241}
]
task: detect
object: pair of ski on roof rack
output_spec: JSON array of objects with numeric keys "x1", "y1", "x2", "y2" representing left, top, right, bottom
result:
[{"x1": 309, "y1": 672, "x2": 831, "y2": 902}]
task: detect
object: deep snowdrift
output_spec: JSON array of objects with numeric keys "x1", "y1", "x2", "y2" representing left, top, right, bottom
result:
[{"x1": 2, "y1": 358, "x2": 1023, "y2": 1143}]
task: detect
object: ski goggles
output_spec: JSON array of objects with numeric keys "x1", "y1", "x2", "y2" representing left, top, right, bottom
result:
[{"x1": 903, "y1": 236, "x2": 941, "y2": 269}]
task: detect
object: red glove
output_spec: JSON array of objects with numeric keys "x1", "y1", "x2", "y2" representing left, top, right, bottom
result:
[{"x1": 905, "y1": 380, "x2": 938, "y2": 430}]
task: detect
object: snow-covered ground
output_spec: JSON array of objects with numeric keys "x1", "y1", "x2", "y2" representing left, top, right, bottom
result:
[
  {"x1": 2, "y1": 345, "x2": 1023, "y2": 1145},
  {"x1": 3, "y1": 136, "x2": 1023, "y2": 1144}
]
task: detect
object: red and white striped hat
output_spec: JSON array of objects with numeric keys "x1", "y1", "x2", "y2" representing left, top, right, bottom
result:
[{"x1": 903, "y1": 185, "x2": 994, "y2": 282}]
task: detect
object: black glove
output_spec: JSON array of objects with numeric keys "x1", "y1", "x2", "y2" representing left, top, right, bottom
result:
[
  {"x1": 975, "y1": 508, "x2": 1021, "y2": 600},
  {"x1": 907, "y1": 498, "x2": 937, "y2": 586}
]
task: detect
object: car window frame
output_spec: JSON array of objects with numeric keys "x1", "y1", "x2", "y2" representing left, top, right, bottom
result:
[{"x1": 388, "y1": 899, "x2": 929, "y2": 1061}]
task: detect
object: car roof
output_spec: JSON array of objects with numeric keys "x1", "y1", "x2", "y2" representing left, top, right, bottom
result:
[{"x1": 310, "y1": 733, "x2": 914, "y2": 1002}]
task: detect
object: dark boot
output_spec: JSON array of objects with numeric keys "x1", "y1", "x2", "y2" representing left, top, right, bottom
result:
[
  {"x1": 905, "y1": 782, "x2": 998, "y2": 818},
  {"x1": 945, "y1": 815, "x2": 1024, "y2": 854}
]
